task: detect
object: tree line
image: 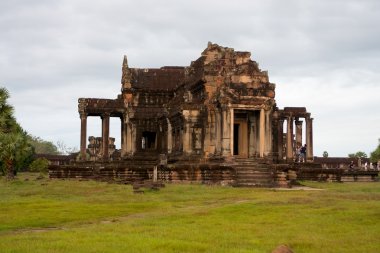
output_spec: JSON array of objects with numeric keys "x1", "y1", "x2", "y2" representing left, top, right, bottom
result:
[{"x1": 323, "y1": 146, "x2": 380, "y2": 162}]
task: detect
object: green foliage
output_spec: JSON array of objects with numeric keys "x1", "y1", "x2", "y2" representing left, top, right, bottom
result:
[
  {"x1": 0, "y1": 88, "x2": 18, "y2": 132},
  {"x1": 0, "y1": 87, "x2": 34, "y2": 179},
  {"x1": 348, "y1": 151, "x2": 367, "y2": 159},
  {"x1": 27, "y1": 135, "x2": 59, "y2": 155},
  {"x1": 0, "y1": 177, "x2": 380, "y2": 253},
  {"x1": 29, "y1": 158, "x2": 49, "y2": 174},
  {"x1": 322, "y1": 151, "x2": 328, "y2": 157},
  {"x1": 0, "y1": 132, "x2": 33, "y2": 178},
  {"x1": 370, "y1": 141, "x2": 380, "y2": 162}
]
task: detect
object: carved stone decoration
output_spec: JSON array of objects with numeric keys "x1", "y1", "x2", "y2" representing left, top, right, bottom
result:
[
  {"x1": 121, "y1": 55, "x2": 132, "y2": 89},
  {"x1": 193, "y1": 128, "x2": 202, "y2": 150},
  {"x1": 78, "y1": 98, "x2": 88, "y2": 115}
]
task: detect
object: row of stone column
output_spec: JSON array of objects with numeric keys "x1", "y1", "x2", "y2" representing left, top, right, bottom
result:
[
  {"x1": 80, "y1": 113, "x2": 111, "y2": 160},
  {"x1": 210, "y1": 107, "x2": 271, "y2": 158},
  {"x1": 80, "y1": 113, "x2": 138, "y2": 161},
  {"x1": 277, "y1": 116, "x2": 313, "y2": 162}
]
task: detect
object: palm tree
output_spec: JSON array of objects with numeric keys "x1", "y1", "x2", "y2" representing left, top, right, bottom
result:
[
  {"x1": 0, "y1": 87, "x2": 33, "y2": 179},
  {"x1": 0, "y1": 132, "x2": 31, "y2": 179},
  {"x1": 0, "y1": 88, "x2": 16, "y2": 132}
]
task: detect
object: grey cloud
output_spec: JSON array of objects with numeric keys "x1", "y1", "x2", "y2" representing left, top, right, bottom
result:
[{"x1": 1, "y1": 0, "x2": 379, "y2": 156}]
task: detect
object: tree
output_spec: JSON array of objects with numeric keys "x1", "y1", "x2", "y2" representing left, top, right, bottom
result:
[
  {"x1": 348, "y1": 151, "x2": 367, "y2": 159},
  {"x1": 0, "y1": 88, "x2": 18, "y2": 131},
  {"x1": 370, "y1": 139, "x2": 380, "y2": 163},
  {"x1": 0, "y1": 87, "x2": 34, "y2": 179},
  {"x1": 323, "y1": 151, "x2": 329, "y2": 158},
  {"x1": 0, "y1": 132, "x2": 32, "y2": 179},
  {"x1": 56, "y1": 140, "x2": 78, "y2": 155},
  {"x1": 27, "y1": 135, "x2": 59, "y2": 154}
]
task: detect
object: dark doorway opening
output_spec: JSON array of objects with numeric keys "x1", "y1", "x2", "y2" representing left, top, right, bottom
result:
[
  {"x1": 142, "y1": 131, "x2": 156, "y2": 150},
  {"x1": 233, "y1": 124, "x2": 239, "y2": 155}
]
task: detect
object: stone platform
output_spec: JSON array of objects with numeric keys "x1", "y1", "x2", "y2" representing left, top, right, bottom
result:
[{"x1": 49, "y1": 159, "x2": 379, "y2": 187}]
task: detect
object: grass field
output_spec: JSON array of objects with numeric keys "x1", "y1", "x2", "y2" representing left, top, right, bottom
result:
[{"x1": 0, "y1": 173, "x2": 379, "y2": 253}]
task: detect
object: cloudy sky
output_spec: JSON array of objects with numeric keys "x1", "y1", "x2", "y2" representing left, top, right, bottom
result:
[{"x1": 1, "y1": 0, "x2": 379, "y2": 157}]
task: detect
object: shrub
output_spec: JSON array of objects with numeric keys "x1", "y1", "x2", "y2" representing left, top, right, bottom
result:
[{"x1": 29, "y1": 158, "x2": 49, "y2": 174}]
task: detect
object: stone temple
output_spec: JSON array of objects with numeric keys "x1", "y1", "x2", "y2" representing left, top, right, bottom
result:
[{"x1": 51, "y1": 42, "x2": 317, "y2": 187}]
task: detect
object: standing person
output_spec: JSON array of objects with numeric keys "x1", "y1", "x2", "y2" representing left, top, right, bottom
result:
[
  {"x1": 295, "y1": 145, "x2": 301, "y2": 162},
  {"x1": 300, "y1": 144, "x2": 307, "y2": 162},
  {"x1": 349, "y1": 161, "x2": 354, "y2": 171}
]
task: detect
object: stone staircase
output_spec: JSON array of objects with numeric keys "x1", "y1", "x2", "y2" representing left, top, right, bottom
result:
[{"x1": 233, "y1": 157, "x2": 275, "y2": 187}]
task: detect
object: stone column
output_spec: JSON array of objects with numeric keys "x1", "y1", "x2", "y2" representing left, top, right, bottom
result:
[
  {"x1": 264, "y1": 110, "x2": 272, "y2": 155},
  {"x1": 101, "y1": 113, "x2": 110, "y2": 160},
  {"x1": 121, "y1": 116, "x2": 128, "y2": 157},
  {"x1": 229, "y1": 108, "x2": 234, "y2": 156},
  {"x1": 306, "y1": 117, "x2": 314, "y2": 161},
  {"x1": 248, "y1": 114, "x2": 256, "y2": 157},
  {"x1": 125, "y1": 123, "x2": 132, "y2": 154},
  {"x1": 278, "y1": 119, "x2": 284, "y2": 160},
  {"x1": 153, "y1": 166, "x2": 158, "y2": 182},
  {"x1": 286, "y1": 116, "x2": 294, "y2": 161},
  {"x1": 203, "y1": 113, "x2": 211, "y2": 156},
  {"x1": 259, "y1": 108, "x2": 265, "y2": 157},
  {"x1": 131, "y1": 123, "x2": 136, "y2": 154},
  {"x1": 215, "y1": 109, "x2": 222, "y2": 154},
  {"x1": 221, "y1": 108, "x2": 231, "y2": 156},
  {"x1": 180, "y1": 110, "x2": 192, "y2": 154},
  {"x1": 206, "y1": 111, "x2": 215, "y2": 154},
  {"x1": 182, "y1": 112, "x2": 192, "y2": 154},
  {"x1": 121, "y1": 117, "x2": 124, "y2": 152},
  {"x1": 167, "y1": 118, "x2": 172, "y2": 154},
  {"x1": 295, "y1": 120, "x2": 303, "y2": 147},
  {"x1": 80, "y1": 113, "x2": 87, "y2": 161}
]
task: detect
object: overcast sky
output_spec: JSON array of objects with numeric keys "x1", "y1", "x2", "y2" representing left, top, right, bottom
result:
[{"x1": 1, "y1": 0, "x2": 379, "y2": 157}]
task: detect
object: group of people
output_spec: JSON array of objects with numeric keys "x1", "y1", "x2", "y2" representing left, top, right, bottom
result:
[{"x1": 295, "y1": 144, "x2": 307, "y2": 163}]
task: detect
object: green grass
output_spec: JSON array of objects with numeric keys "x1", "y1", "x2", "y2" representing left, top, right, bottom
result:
[{"x1": 1, "y1": 173, "x2": 379, "y2": 253}]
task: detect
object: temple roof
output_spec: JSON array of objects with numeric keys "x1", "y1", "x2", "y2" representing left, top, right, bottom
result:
[{"x1": 130, "y1": 67, "x2": 186, "y2": 90}]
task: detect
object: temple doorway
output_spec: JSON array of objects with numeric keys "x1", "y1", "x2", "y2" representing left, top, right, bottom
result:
[
  {"x1": 233, "y1": 117, "x2": 248, "y2": 157},
  {"x1": 142, "y1": 131, "x2": 157, "y2": 150}
]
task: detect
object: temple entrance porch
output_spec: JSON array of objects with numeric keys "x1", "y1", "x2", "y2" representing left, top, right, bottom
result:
[{"x1": 231, "y1": 110, "x2": 263, "y2": 158}]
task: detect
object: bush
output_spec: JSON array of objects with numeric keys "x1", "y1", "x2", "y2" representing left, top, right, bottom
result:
[{"x1": 29, "y1": 158, "x2": 49, "y2": 174}]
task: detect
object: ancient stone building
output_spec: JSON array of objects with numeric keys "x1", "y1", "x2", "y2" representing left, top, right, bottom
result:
[{"x1": 51, "y1": 43, "x2": 317, "y2": 187}]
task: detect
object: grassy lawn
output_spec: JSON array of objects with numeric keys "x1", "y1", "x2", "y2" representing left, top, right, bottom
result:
[{"x1": 0, "y1": 173, "x2": 379, "y2": 253}]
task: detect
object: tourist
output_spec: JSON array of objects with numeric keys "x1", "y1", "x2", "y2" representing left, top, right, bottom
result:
[
  {"x1": 295, "y1": 145, "x2": 301, "y2": 162},
  {"x1": 300, "y1": 144, "x2": 307, "y2": 162},
  {"x1": 349, "y1": 161, "x2": 354, "y2": 171}
]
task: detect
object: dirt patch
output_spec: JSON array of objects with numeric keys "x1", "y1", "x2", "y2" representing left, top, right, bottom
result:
[
  {"x1": 11, "y1": 227, "x2": 64, "y2": 234},
  {"x1": 273, "y1": 186, "x2": 324, "y2": 191}
]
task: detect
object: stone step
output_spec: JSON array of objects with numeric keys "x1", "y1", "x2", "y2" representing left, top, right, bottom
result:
[
  {"x1": 236, "y1": 169, "x2": 271, "y2": 173},
  {"x1": 233, "y1": 158, "x2": 274, "y2": 188},
  {"x1": 236, "y1": 170, "x2": 271, "y2": 174},
  {"x1": 233, "y1": 158, "x2": 267, "y2": 164},
  {"x1": 236, "y1": 171, "x2": 271, "y2": 174},
  {"x1": 236, "y1": 174, "x2": 271, "y2": 178},
  {"x1": 233, "y1": 162, "x2": 260, "y2": 165},
  {"x1": 236, "y1": 178, "x2": 272, "y2": 183}
]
